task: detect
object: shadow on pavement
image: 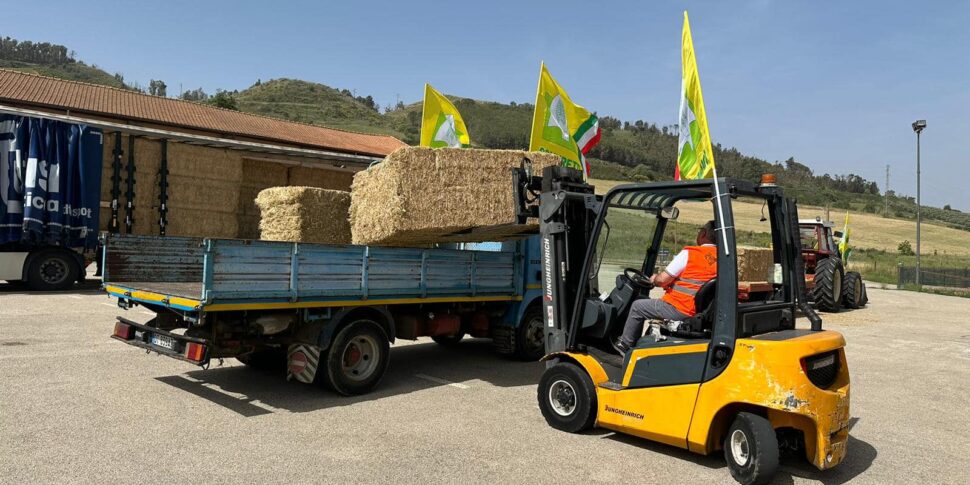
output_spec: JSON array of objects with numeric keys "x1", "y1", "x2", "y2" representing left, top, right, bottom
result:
[
  {"x1": 591, "y1": 417, "x2": 875, "y2": 485},
  {"x1": 156, "y1": 338, "x2": 542, "y2": 416},
  {"x1": 0, "y1": 278, "x2": 103, "y2": 294}
]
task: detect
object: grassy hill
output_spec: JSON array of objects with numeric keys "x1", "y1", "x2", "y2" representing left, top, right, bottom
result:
[{"x1": 0, "y1": 59, "x2": 127, "y2": 89}]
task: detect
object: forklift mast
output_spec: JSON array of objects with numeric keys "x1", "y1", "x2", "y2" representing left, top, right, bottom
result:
[{"x1": 514, "y1": 163, "x2": 598, "y2": 354}]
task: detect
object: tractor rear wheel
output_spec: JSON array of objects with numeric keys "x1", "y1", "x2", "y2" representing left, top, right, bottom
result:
[
  {"x1": 842, "y1": 271, "x2": 864, "y2": 309},
  {"x1": 812, "y1": 257, "x2": 844, "y2": 312}
]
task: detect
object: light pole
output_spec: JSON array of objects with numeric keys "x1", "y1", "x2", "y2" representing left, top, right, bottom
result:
[{"x1": 912, "y1": 119, "x2": 926, "y2": 288}]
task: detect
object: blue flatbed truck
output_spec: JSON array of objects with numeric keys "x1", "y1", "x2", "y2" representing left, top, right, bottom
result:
[{"x1": 105, "y1": 233, "x2": 545, "y2": 395}]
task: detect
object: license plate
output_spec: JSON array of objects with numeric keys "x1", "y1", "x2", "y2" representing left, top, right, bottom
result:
[{"x1": 151, "y1": 334, "x2": 177, "y2": 351}]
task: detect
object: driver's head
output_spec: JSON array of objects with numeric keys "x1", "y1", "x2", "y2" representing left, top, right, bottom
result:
[{"x1": 697, "y1": 220, "x2": 716, "y2": 245}]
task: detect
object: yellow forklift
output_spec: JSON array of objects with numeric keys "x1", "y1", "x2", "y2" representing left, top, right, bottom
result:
[{"x1": 514, "y1": 167, "x2": 850, "y2": 484}]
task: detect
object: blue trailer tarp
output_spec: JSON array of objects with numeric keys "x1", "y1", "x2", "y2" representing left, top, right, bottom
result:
[{"x1": 0, "y1": 115, "x2": 102, "y2": 248}]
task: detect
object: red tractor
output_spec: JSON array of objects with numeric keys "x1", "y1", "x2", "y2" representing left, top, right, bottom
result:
[{"x1": 799, "y1": 218, "x2": 867, "y2": 311}]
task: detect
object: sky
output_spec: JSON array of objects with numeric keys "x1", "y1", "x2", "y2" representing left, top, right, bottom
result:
[{"x1": 6, "y1": 0, "x2": 969, "y2": 209}]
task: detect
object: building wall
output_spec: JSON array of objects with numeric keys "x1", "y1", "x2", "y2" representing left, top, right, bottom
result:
[{"x1": 99, "y1": 133, "x2": 356, "y2": 239}]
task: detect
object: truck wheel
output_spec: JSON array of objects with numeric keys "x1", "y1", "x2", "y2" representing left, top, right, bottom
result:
[
  {"x1": 323, "y1": 319, "x2": 390, "y2": 396},
  {"x1": 842, "y1": 271, "x2": 864, "y2": 309},
  {"x1": 812, "y1": 257, "x2": 843, "y2": 312},
  {"x1": 26, "y1": 250, "x2": 79, "y2": 291},
  {"x1": 724, "y1": 412, "x2": 779, "y2": 485},
  {"x1": 537, "y1": 362, "x2": 597, "y2": 433},
  {"x1": 859, "y1": 283, "x2": 869, "y2": 306},
  {"x1": 432, "y1": 333, "x2": 465, "y2": 346},
  {"x1": 236, "y1": 347, "x2": 286, "y2": 371},
  {"x1": 515, "y1": 306, "x2": 545, "y2": 361}
]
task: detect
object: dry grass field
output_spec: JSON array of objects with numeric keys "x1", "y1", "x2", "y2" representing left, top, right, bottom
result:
[{"x1": 590, "y1": 178, "x2": 970, "y2": 256}]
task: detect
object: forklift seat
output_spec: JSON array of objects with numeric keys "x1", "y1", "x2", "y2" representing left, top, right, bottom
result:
[{"x1": 665, "y1": 278, "x2": 716, "y2": 338}]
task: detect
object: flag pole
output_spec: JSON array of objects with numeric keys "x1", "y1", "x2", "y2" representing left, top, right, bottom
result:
[{"x1": 711, "y1": 164, "x2": 730, "y2": 257}]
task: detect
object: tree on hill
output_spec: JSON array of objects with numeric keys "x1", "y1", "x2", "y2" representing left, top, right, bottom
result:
[
  {"x1": 180, "y1": 88, "x2": 209, "y2": 102},
  {"x1": 148, "y1": 79, "x2": 167, "y2": 97},
  {"x1": 207, "y1": 90, "x2": 238, "y2": 110}
]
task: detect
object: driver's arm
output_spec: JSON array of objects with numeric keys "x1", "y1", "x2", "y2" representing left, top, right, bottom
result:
[
  {"x1": 650, "y1": 271, "x2": 676, "y2": 288},
  {"x1": 652, "y1": 249, "x2": 688, "y2": 288}
]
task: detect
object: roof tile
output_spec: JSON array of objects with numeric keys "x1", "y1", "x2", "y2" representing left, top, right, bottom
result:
[{"x1": 0, "y1": 69, "x2": 405, "y2": 157}]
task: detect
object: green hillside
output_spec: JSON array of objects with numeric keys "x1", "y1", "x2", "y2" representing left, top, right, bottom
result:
[{"x1": 235, "y1": 79, "x2": 399, "y2": 135}]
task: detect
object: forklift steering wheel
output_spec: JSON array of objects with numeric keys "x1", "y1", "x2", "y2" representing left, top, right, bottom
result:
[{"x1": 624, "y1": 268, "x2": 653, "y2": 290}]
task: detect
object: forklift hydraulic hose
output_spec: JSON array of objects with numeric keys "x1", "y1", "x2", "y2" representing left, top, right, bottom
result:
[{"x1": 800, "y1": 301, "x2": 823, "y2": 331}]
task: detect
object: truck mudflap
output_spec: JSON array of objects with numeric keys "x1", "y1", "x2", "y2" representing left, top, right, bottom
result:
[
  {"x1": 287, "y1": 344, "x2": 321, "y2": 384},
  {"x1": 110, "y1": 317, "x2": 209, "y2": 366}
]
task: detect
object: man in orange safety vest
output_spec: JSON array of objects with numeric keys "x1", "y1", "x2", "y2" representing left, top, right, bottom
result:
[{"x1": 614, "y1": 220, "x2": 718, "y2": 354}]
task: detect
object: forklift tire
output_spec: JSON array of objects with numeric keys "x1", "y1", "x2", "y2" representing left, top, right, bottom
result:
[
  {"x1": 842, "y1": 271, "x2": 864, "y2": 309},
  {"x1": 322, "y1": 319, "x2": 390, "y2": 396},
  {"x1": 236, "y1": 347, "x2": 286, "y2": 372},
  {"x1": 812, "y1": 257, "x2": 843, "y2": 312},
  {"x1": 537, "y1": 362, "x2": 597, "y2": 433},
  {"x1": 26, "y1": 250, "x2": 79, "y2": 291},
  {"x1": 514, "y1": 306, "x2": 545, "y2": 361},
  {"x1": 724, "y1": 412, "x2": 779, "y2": 485},
  {"x1": 431, "y1": 333, "x2": 465, "y2": 346}
]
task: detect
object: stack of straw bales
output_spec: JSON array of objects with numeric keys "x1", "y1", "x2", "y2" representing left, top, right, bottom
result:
[
  {"x1": 255, "y1": 187, "x2": 352, "y2": 244},
  {"x1": 737, "y1": 246, "x2": 774, "y2": 282},
  {"x1": 349, "y1": 146, "x2": 560, "y2": 246}
]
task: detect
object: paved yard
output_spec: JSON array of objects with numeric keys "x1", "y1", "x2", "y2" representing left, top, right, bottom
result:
[{"x1": 1, "y1": 282, "x2": 968, "y2": 484}]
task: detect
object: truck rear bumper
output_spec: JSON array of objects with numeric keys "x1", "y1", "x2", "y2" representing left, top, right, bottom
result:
[{"x1": 110, "y1": 317, "x2": 209, "y2": 366}]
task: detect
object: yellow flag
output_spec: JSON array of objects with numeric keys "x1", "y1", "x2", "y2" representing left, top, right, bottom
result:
[
  {"x1": 529, "y1": 63, "x2": 598, "y2": 174},
  {"x1": 676, "y1": 11, "x2": 716, "y2": 180},
  {"x1": 420, "y1": 84, "x2": 470, "y2": 148},
  {"x1": 839, "y1": 211, "x2": 851, "y2": 263}
]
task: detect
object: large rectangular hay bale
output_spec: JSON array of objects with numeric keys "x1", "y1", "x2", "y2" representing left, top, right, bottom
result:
[
  {"x1": 349, "y1": 147, "x2": 560, "y2": 246},
  {"x1": 737, "y1": 246, "x2": 774, "y2": 282},
  {"x1": 256, "y1": 187, "x2": 351, "y2": 244}
]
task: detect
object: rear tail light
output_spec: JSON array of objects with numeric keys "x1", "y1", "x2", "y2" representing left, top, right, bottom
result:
[
  {"x1": 113, "y1": 321, "x2": 133, "y2": 340},
  {"x1": 184, "y1": 342, "x2": 207, "y2": 363},
  {"x1": 801, "y1": 350, "x2": 840, "y2": 389}
]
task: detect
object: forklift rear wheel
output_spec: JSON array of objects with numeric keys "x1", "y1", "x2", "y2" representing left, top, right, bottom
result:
[
  {"x1": 537, "y1": 362, "x2": 597, "y2": 433},
  {"x1": 515, "y1": 306, "x2": 545, "y2": 361},
  {"x1": 812, "y1": 257, "x2": 843, "y2": 312},
  {"x1": 724, "y1": 412, "x2": 779, "y2": 485},
  {"x1": 431, "y1": 333, "x2": 465, "y2": 346},
  {"x1": 842, "y1": 271, "x2": 864, "y2": 309},
  {"x1": 323, "y1": 319, "x2": 390, "y2": 396}
]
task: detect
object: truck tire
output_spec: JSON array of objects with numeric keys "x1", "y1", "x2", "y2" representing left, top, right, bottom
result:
[
  {"x1": 515, "y1": 306, "x2": 545, "y2": 361},
  {"x1": 859, "y1": 283, "x2": 869, "y2": 306},
  {"x1": 26, "y1": 250, "x2": 79, "y2": 291},
  {"x1": 537, "y1": 362, "x2": 597, "y2": 433},
  {"x1": 812, "y1": 257, "x2": 843, "y2": 312},
  {"x1": 842, "y1": 271, "x2": 864, "y2": 309},
  {"x1": 236, "y1": 347, "x2": 286, "y2": 372},
  {"x1": 724, "y1": 412, "x2": 779, "y2": 485},
  {"x1": 432, "y1": 333, "x2": 465, "y2": 346},
  {"x1": 322, "y1": 319, "x2": 390, "y2": 396}
]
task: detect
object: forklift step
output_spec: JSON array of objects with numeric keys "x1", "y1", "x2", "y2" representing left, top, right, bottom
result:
[{"x1": 599, "y1": 381, "x2": 623, "y2": 391}]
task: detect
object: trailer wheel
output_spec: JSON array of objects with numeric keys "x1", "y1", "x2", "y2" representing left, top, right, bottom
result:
[
  {"x1": 812, "y1": 257, "x2": 843, "y2": 312},
  {"x1": 26, "y1": 250, "x2": 79, "y2": 291},
  {"x1": 842, "y1": 271, "x2": 864, "y2": 309},
  {"x1": 515, "y1": 306, "x2": 545, "y2": 361},
  {"x1": 537, "y1": 362, "x2": 597, "y2": 433},
  {"x1": 724, "y1": 412, "x2": 779, "y2": 485},
  {"x1": 323, "y1": 319, "x2": 390, "y2": 396}
]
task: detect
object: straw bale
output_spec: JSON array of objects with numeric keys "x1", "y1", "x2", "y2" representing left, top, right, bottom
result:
[
  {"x1": 164, "y1": 207, "x2": 239, "y2": 238},
  {"x1": 288, "y1": 166, "x2": 354, "y2": 191},
  {"x1": 237, "y1": 159, "x2": 290, "y2": 239},
  {"x1": 737, "y1": 246, "x2": 774, "y2": 282},
  {"x1": 256, "y1": 187, "x2": 351, "y2": 244},
  {"x1": 349, "y1": 147, "x2": 560, "y2": 246}
]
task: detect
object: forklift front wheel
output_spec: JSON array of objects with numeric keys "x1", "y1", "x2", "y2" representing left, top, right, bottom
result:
[
  {"x1": 724, "y1": 412, "x2": 779, "y2": 485},
  {"x1": 537, "y1": 362, "x2": 597, "y2": 433}
]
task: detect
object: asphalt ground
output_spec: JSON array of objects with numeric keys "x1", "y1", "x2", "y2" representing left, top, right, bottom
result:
[{"x1": 1, "y1": 281, "x2": 968, "y2": 484}]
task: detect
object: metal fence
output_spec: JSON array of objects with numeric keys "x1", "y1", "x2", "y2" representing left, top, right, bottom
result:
[{"x1": 898, "y1": 266, "x2": 970, "y2": 289}]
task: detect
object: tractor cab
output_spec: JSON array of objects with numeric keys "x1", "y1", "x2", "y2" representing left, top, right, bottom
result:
[{"x1": 516, "y1": 166, "x2": 850, "y2": 484}]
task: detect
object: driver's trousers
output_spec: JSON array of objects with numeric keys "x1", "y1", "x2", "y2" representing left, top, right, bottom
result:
[{"x1": 619, "y1": 298, "x2": 689, "y2": 346}]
